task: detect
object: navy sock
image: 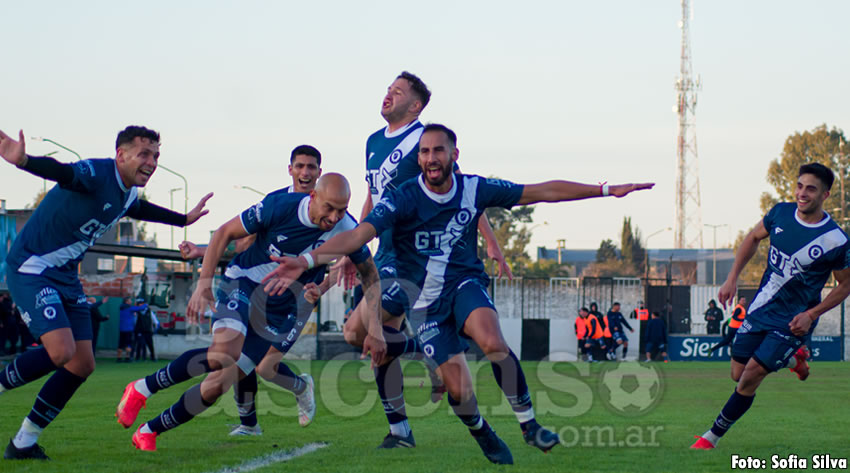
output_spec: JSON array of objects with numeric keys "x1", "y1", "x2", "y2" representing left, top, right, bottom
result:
[
  {"x1": 145, "y1": 348, "x2": 211, "y2": 394},
  {"x1": 710, "y1": 389, "x2": 755, "y2": 437},
  {"x1": 448, "y1": 393, "x2": 489, "y2": 437},
  {"x1": 147, "y1": 384, "x2": 214, "y2": 434},
  {"x1": 622, "y1": 346, "x2": 628, "y2": 357},
  {"x1": 490, "y1": 350, "x2": 534, "y2": 422},
  {"x1": 375, "y1": 358, "x2": 407, "y2": 425},
  {"x1": 270, "y1": 362, "x2": 306, "y2": 395},
  {"x1": 234, "y1": 371, "x2": 258, "y2": 427},
  {"x1": 26, "y1": 367, "x2": 87, "y2": 429},
  {"x1": 0, "y1": 347, "x2": 57, "y2": 390},
  {"x1": 383, "y1": 326, "x2": 420, "y2": 358}
]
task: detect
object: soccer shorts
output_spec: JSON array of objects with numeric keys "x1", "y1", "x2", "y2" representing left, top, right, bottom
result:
[
  {"x1": 415, "y1": 277, "x2": 495, "y2": 366},
  {"x1": 731, "y1": 327, "x2": 802, "y2": 372},
  {"x1": 612, "y1": 331, "x2": 629, "y2": 343},
  {"x1": 6, "y1": 270, "x2": 91, "y2": 341},
  {"x1": 645, "y1": 342, "x2": 666, "y2": 353}
]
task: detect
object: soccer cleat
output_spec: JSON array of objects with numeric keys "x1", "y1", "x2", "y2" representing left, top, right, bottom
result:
[
  {"x1": 229, "y1": 424, "x2": 263, "y2": 436},
  {"x1": 116, "y1": 381, "x2": 147, "y2": 428},
  {"x1": 377, "y1": 431, "x2": 416, "y2": 448},
  {"x1": 474, "y1": 428, "x2": 514, "y2": 465},
  {"x1": 4, "y1": 440, "x2": 50, "y2": 460},
  {"x1": 690, "y1": 435, "x2": 715, "y2": 449},
  {"x1": 789, "y1": 348, "x2": 810, "y2": 381},
  {"x1": 132, "y1": 427, "x2": 157, "y2": 451},
  {"x1": 295, "y1": 374, "x2": 316, "y2": 427},
  {"x1": 522, "y1": 422, "x2": 560, "y2": 453}
]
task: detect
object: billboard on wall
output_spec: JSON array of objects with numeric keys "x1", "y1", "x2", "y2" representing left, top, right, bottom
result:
[{"x1": 668, "y1": 335, "x2": 843, "y2": 361}]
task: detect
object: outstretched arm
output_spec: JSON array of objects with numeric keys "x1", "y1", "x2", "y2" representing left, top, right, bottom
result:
[
  {"x1": 352, "y1": 256, "x2": 386, "y2": 368},
  {"x1": 717, "y1": 220, "x2": 769, "y2": 308},
  {"x1": 518, "y1": 181, "x2": 654, "y2": 205}
]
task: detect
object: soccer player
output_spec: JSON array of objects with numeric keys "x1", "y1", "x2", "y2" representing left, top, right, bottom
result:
[
  {"x1": 606, "y1": 302, "x2": 634, "y2": 360},
  {"x1": 178, "y1": 144, "x2": 323, "y2": 436},
  {"x1": 349, "y1": 72, "x2": 510, "y2": 448},
  {"x1": 117, "y1": 174, "x2": 381, "y2": 452},
  {"x1": 0, "y1": 126, "x2": 212, "y2": 460},
  {"x1": 691, "y1": 163, "x2": 850, "y2": 449},
  {"x1": 263, "y1": 124, "x2": 653, "y2": 464}
]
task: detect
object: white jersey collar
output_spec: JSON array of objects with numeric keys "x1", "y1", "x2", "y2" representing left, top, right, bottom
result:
[
  {"x1": 795, "y1": 209, "x2": 830, "y2": 228},
  {"x1": 114, "y1": 161, "x2": 129, "y2": 193},
  {"x1": 384, "y1": 119, "x2": 420, "y2": 139},
  {"x1": 418, "y1": 174, "x2": 457, "y2": 204},
  {"x1": 298, "y1": 195, "x2": 319, "y2": 228}
]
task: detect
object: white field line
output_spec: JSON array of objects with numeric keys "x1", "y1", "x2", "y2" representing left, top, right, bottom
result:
[{"x1": 206, "y1": 442, "x2": 329, "y2": 473}]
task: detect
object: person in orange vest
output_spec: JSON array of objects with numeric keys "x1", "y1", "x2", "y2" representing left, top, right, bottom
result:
[
  {"x1": 601, "y1": 311, "x2": 614, "y2": 360},
  {"x1": 581, "y1": 307, "x2": 607, "y2": 362},
  {"x1": 634, "y1": 303, "x2": 649, "y2": 354},
  {"x1": 574, "y1": 311, "x2": 588, "y2": 361},
  {"x1": 710, "y1": 296, "x2": 747, "y2": 354}
]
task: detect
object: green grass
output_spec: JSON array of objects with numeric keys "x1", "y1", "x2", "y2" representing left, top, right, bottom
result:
[{"x1": 1, "y1": 359, "x2": 848, "y2": 472}]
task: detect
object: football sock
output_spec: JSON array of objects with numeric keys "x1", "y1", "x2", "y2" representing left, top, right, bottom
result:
[
  {"x1": 146, "y1": 384, "x2": 214, "y2": 434},
  {"x1": 709, "y1": 389, "x2": 755, "y2": 441},
  {"x1": 490, "y1": 349, "x2": 535, "y2": 424},
  {"x1": 787, "y1": 356, "x2": 797, "y2": 369},
  {"x1": 234, "y1": 370, "x2": 259, "y2": 427},
  {"x1": 23, "y1": 367, "x2": 86, "y2": 440},
  {"x1": 375, "y1": 358, "x2": 408, "y2": 436},
  {"x1": 622, "y1": 346, "x2": 628, "y2": 358},
  {"x1": 448, "y1": 393, "x2": 489, "y2": 437},
  {"x1": 270, "y1": 362, "x2": 306, "y2": 395},
  {"x1": 12, "y1": 418, "x2": 43, "y2": 449},
  {"x1": 0, "y1": 347, "x2": 57, "y2": 391},
  {"x1": 144, "y1": 348, "x2": 211, "y2": 395},
  {"x1": 383, "y1": 326, "x2": 420, "y2": 358}
]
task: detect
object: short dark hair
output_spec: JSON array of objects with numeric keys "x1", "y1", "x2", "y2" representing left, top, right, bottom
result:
[
  {"x1": 799, "y1": 163, "x2": 834, "y2": 190},
  {"x1": 651, "y1": 311, "x2": 661, "y2": 317},
  {"x1": 398, "y1": 71, "x2": 431, "y2": 109},
  {"x1": 580, "y1": 307, "x2": 589, "y2": 313},
  {"x1": 290, "y1": 144, "x2": 321, "y2": 166},
  {"x1": 422, "y1": 123, "x2": 457, "y2": 148},
  {"x1": 116, "y1": 125, "x2": 160, "y2": 149}
]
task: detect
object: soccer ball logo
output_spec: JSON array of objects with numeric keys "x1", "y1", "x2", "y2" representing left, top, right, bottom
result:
[{"x1": 598, "y1": 363, "x2": 663, "y2": 416}]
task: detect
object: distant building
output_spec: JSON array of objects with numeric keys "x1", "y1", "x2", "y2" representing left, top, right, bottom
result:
[{"x1": 537, "y1": 246, "x2": 735, "y2": 285}]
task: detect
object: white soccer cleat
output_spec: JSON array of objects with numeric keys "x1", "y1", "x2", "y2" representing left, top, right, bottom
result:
[
  {"x1": 229, "y1": 424, "x2": 263, "y2": 436},
  {"x1": 296, "y1": 373, "x2": 316, "y2": 427}
]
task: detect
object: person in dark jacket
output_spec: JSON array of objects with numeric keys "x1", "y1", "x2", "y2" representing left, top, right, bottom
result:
[
  {"x1": 133, "y1": 299, "x2": 158, "y2": 361},
  {"x1": 704, "y1": 299, "x2": 724, "y2": 334},
  {"x1": 118, "y1": 298, "x2": 147, "y2": 362},
  {"x1": 88, "y1": 296, "x2": 109, "y2": 356},
  {"x1": 644, "y1": 311, "x2": 669, "y2": 362}
]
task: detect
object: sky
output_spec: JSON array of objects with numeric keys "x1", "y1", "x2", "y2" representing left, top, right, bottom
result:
[{"x1": 1, "y1": 0, "x2": 848, "y2": 256}]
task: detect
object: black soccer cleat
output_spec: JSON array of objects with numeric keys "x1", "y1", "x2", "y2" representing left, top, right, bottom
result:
[
  {"x1": 4, "y1": 440, "x2": 50, "y2": 460},
  {"x1": 377, "y1": 431, "x2": 416, "y2": 449},
  {"x1": 523, "y1": 422, "x2": 560, "y2": 453},
  {"x1": 474, "y1": 428, "x2": 514, "y2": 465}
]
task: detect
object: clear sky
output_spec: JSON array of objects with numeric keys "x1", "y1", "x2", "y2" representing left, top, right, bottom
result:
[{"x1": 1, "y1": 1, "x2": 848, "y2": 255}]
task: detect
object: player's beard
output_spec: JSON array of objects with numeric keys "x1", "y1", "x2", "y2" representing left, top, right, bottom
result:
[{"x1": 423, "y1": 160, "x2": 453, "y2": 187}]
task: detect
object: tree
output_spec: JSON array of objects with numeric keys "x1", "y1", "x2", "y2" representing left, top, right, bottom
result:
[
  {"x1": 595, "y1": 239, "x2": 619, "y2": 263},
  {"x1": 477, "y1": 178, "x2": 536, "y2": 276},
  {"x1": 734, "y1": 124, "x2": 847, "y2": 285},
  {"x1": 620, "y1": 217, "x2": 645, "y2": 269}
]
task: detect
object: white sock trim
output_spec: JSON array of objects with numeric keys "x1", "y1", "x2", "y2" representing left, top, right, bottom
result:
[
  {"x1": 13, "y1": 418, "x2": 43, "y2": 449},
  {"x1": 702, "y1": 429, "x2": 719, "y2": 446},
  {"x1": 135, "y1": 379, "x2": 152, "y2": 398},
  {"x1": 389, "y1": 420, "x2": 411, "y2": 437},
  {"x1": 140, "y1": 423, "x2": 153, "y2": 434},
  {"x1": 515, "y1": 407, "x2": 535, "y2": 424}
]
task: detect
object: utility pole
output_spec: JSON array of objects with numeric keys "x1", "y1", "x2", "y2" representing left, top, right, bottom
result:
[{"x1": 674, "y1": 0, "x2": 704, "y2": 249}]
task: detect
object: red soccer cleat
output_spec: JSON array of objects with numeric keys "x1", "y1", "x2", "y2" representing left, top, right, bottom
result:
[
  {"x1": 690, "y1": 435, "x2": 715, "y2": 449},
  {"x1": 132, "y1": 426, "x2": 157, "y2": 451},
  {"x1": 116, "y1": 381, "x2": 147, "y2": 428},
  {"x1": 789, "y1": 348, "x2": 809, "y2": 381}
]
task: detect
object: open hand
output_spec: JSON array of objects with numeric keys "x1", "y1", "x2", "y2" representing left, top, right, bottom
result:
[
  {"x1": 186, "y1": 193, "x2": 214, "y2": 225},
  {"x1": 0, "y1": 129, "x2": 27, "y2": 167}
]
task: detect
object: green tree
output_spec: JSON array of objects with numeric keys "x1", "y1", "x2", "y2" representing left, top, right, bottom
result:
[
  {"x1": 595, "y1": 239, "x2": 618, "y2": 263},
  {"x1": 477, "y1": 178, "x2": 536, "y2": 276},
  {"x1": 620, "y1": 216, "x2": 645, "y2": 270}
]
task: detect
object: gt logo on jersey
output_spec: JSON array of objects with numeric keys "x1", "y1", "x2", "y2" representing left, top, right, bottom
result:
[
  {"x1": 80, "y1": 218, "x2": 110, "y2": 241},
  {"x1": 366, "y1": 168, "x2": 396, "y2": 195}
]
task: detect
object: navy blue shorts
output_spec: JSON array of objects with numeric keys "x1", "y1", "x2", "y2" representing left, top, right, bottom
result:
[
  {"x1": 118, "y1": 331, "x2": 134, "y2": 348},
  {"x1": 416, "y1": 278, "x2": 495, "y2": 366},
  {"x1": 645, "y1": 342, "x2": 666, "y2": 353},
  {"x1": 585, "y1": 338, "x2": 607, "y2": 349},
  {"x1": 731, "y1": 320, "x2": 802, "y2": 372},
  {"x1": 211, "y1": 278, "x2": 311, "y2": 369},
  {"x1": 612, "y1": 331, "x2": 629, "y2": 343},
  {"x1": 376, "y1": 264, "x2": 418, "y2": 317},
  {"x1": 6, "y1": 271, "x2": 91, "y2": 341}
]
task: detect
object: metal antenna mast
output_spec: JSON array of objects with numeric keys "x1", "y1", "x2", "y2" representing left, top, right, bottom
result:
[{"x1": 674, "y1": 0, "x2": 703, "y2": 249}]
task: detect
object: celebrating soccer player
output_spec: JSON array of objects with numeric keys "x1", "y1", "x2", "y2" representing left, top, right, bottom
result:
[
  {"x1": 691, "y1": 163, "x2": 850, "y2": 449},
  {"x1": 263, "y1": 124, "x2": 653, "y2": 464},
  {"x1": 116, "y1": 173, "x2": 382, "y2": 452},
  {"x1": 0, "y1": 126, "x2": 212, "y2": 460}
]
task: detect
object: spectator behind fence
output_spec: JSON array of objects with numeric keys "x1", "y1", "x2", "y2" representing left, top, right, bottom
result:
[
  {"x1": 0, "y1": 293, "x2": 16, "y2": 355},
  {"x1": 704, "y1": 299, "x2": 724, "y2": 334},
  {"x1": 118, "y1": 297, "x2": 148, "y2": 362},
  {"x1": 88, "y1": 296, "x2": 109, "y2": 355},
  {"x1": 134, "y1": 298, "x2": 159, "y2": 361},
  {"x1": 574, "y1": 310, "x2": 588, "y2": 361},
  {"x1": 645, "y1": 311, "x2": 670, "y2": 362}
]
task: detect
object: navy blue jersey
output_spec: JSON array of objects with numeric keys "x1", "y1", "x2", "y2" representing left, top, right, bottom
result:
[
  {"x1": 748, "y1": 203, "x2": 850, "y2": 331},
  {"x1": 226, "y1": 192, "x2": 370, "y2": 308},
  {"x1": 646, "y1": 318, "x2": 667, "y2": 344},
  {"x1": 606, "y1": 311, "x2": 632, "y2": 332},
  {"x1": 365, "y1": 120, "x2": 424, "y2": 268},
  {"x1": 364, "y1": 174, "x2": 523, "y2": 312},
  {"x1": 6, "y1": 159, "x2": 140, "y2": 285}
]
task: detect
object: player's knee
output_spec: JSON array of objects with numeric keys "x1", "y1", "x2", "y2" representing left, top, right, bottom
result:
[
  {"x1": 255, "y1": 362, "x2": 277, "y2": 381},
  {"x1": 342, "y1": 322, "x2": 363, "y2": 347},
  {"x1": 206, "y1": 349, "x2": 239, "y2": 372},
  {"x1": 47, "y1": 343, "x2": 76, "y2": 367},
  {"x1": 76, "y1": 359, "x2": 96, "y2": 377},
  {"x1": 477, "y1": 336, "x2": 509, "y2": 357}
]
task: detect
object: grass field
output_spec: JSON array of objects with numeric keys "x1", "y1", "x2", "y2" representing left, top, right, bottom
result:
[{"x1": 0, "y1": 358, "x2": 848, "y2": 472}]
